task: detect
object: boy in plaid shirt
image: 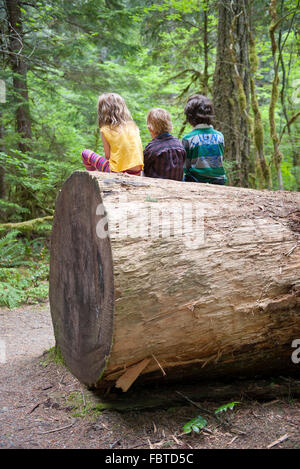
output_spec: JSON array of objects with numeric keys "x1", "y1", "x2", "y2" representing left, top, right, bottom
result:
[{"x1": 143, "y1": 108, "x2": 186, "y2": 181}]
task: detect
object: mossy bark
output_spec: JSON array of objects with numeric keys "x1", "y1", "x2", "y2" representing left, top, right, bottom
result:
[
  {"x1": 0, "y1": 109, "x2": 5, "y2": 198},
  {"x1": 0, "y1": 215, "x2": 53, "y2": 233},
  {"x1": 280, "y1": 111, "x2": 300, "y2": 190},
  {"x1": 213, "y1": 0, "x2": 251, "y2": 187},
  {"x1": 249, "y1": 32, "x2": 271, "y2": 189},
  {"x1": 268, "y1": 0, "x2": 284, "y2": 190}
]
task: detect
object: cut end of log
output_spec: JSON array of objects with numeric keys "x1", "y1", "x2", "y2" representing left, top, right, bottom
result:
[{"x1": 49, "y1": 171, "x2": 115, "y2": 387}]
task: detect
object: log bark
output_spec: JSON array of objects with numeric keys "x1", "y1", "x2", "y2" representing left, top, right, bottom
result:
[{"x1": 49, "y1": 171, "x2": 300, "y2": 391}]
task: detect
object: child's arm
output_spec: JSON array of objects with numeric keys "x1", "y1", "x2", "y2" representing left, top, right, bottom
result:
[{"x1": 101, "y1": 132, "x2": 111, "y2": 160}]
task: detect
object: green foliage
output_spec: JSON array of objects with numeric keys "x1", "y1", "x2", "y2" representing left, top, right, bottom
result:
[
  {"x1": 183, "y1": 415, "x2": 207, "y2": 434},
  {"x1": 215, "y1": 401, "x2": 240, "y2": 414},
  {"x1": 0, "y1": 231, "x2": 49, "y2": 308},
  {"x1": 0, "y1": 230, "x2": 30, "y2": 267},
  {"x1": 67, "y1": 391, "x2": 104, "y2": 419},
  {"x1": 183, "y1": 401, "x2": 240, "y2": 435},
  {"x1": 0, "y1": 151, "x2": 77, "y2": 223},
  {"x1": 0, "y1": 0, "x2": 299, "y2": 309},
  {"x1": 1, "y1": 0, "x2": 299, "y2": 204},
  {"x1": 40, "y1": 346, "x2": 65, "y2": 367}
]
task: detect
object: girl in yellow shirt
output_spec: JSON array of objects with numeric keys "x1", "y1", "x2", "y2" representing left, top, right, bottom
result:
[{"x1": 81, "y1": 93, "x2": 144, "y2": 175}]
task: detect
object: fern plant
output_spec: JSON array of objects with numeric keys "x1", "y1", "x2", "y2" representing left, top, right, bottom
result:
[
  {"x1": 0, "y1": 231, "x2": 29, "y2": 268},
  {"x1": 0, "y1": 280, "x2": 23, "y2": 309},
  {"x1": 0, "y1": 231, "x2": 49, "y2": 308}
]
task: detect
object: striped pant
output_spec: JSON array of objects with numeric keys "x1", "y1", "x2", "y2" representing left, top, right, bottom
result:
[{"x1": 81, "y1": 149, "x2": 141, "y2": 175}]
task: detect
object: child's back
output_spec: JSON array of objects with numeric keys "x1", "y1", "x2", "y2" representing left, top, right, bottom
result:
[
  {"x1": 144, "y1": 108, "x2": 186, "y2": 181},
  {"x1": 81, "y1": 93, "x2": 143, "y2": 175},
  {"x1": 182, "y1": 95, "x2": 227, "y2": 185},
  {"x1": 101, "y1": 121, "x2": 143, "y2": 173}
]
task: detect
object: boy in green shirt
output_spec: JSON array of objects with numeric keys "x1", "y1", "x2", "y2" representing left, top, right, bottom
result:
[{"x1": 182, "y1": 94, "x2": 227, "y2": 185}]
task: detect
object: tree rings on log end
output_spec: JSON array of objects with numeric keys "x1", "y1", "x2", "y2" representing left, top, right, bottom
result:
[{"x1": 49, "y1": 171, "x2": 114, "y2": 387}]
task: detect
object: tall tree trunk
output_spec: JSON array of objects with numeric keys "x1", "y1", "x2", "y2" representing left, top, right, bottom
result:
[
  {"x1": 5, "y1": 0, "x2": 32, "y2": 152},
  {"x1": 249, "y1": 30, "x2": 271, "y2": 189},
  {"x1": 278, "y1": 0, "x2": 299, "y2": 190},
  {"x1": 202, "y1": 1, "x2": 209, "y2": 95},
  {"x1": 0, "y1": 109, "x2": 5, "y2": 198},
  {"x1": 213, "y1": 0, "x2": 251, "y2": 188},
  {"x1": 268, "y1": 0, "x2": 284, "y2": 190}
]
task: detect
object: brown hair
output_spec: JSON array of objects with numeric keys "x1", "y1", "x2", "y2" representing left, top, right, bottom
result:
[
  {"x1": 184, "y1": 94, "x2": 214, "y2": 126},
  {"x1": 147, "y1": 108, "x2": 173, "y2": 136},
  {"x1": 97, "y1": 92, "x2": 133, "y2": 129}
]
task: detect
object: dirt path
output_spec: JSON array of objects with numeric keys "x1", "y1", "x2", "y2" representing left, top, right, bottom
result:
[
  {"x1": 0, "y1": 303, "x2": 55, "y2": 364},
  {"x1": 0, "y1": 303, "x2": 299, "y2": 449}
]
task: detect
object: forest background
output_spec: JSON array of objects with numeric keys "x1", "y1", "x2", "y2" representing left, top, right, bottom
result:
[{"x1": 0, "y1": 0, "x2": 299, "y2": 308}]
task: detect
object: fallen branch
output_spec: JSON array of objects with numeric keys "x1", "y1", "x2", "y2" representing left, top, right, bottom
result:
[
  {"x1": 175, "y1": 391, "x2": 215, "y2": 417},
  {"x1": 37, "y1": 420, "x2": 75, "y2": 435},
  {"x1": 27, "y1": 402, "x2": 41, "y2": 414},
  {"x1": 267, "y1": 433, "x2": 289, "y2": 449}
]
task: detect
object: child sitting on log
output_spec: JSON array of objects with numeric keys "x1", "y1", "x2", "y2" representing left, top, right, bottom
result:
[
  {"x1": 143, "y1": 108, "x2": 186, "y2": 181},
  {"x1": 81, "y1": 92, "x2": 144, "y2": 175},
  {"x1": 182, "y1": 95, "x2": 227, "y2": 185}
]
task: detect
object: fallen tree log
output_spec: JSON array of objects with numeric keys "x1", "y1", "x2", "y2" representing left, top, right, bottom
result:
[
  {"x1": 0, "y1": 216, "x2": 53, "y2": 234},
  {"x1": 49, "y1": 171, "x2": 300, "y2": 391}
]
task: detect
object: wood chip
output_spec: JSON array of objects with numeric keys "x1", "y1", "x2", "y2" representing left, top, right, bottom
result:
[
  {"x1": 267, "y1": 433, "x2": 289, "y2": 449},
  {"x1": 228, "y1": 435, "x2": 238, "y2": 445},
  {"x1": 115, "y1": 358, "x2": 151, "y2": 392},
  {"x1": 148, "y1": 438, "x2": 154, "y2": 450}
]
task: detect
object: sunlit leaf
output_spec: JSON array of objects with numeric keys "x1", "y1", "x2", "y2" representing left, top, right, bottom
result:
[{"x1": 183, "y1": 415, "x2": 207, "y2": 434}]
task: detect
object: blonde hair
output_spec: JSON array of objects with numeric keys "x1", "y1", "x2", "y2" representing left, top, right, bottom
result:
[
  {"x1": 147, "y1": 108, "x2": 173, "y2": 136},
  {"x1": 97, "y1": 93, "x2": 133, "y2": 129}
]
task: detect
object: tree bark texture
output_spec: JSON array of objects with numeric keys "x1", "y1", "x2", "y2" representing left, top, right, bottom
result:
[
  {"x1": 213, "y1": 0, "x2": 251, "y2": 188},
  {"x1": 5, "y1": 0, "x2": 32, "y2": 152},
  {"x1": 0, "y1": 109, "x2": 5, "y2": 198},
  {"x1": 49, "y1": 171, "x2": 300, "y2": 391}
]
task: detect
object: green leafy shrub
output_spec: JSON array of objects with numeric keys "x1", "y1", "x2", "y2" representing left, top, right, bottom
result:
[
  {"x1": 215, "y1": 401, "x2": 240, "y2": 414},
  {"x1": 183, "y1": 416, "x2": 208, "y2": 434},
  {"x1": 0, "y1": 231, "x2": 49, "y2": 308},
  {"x1": 182, "y1": 401, "x2": 240, "y2": 435}
]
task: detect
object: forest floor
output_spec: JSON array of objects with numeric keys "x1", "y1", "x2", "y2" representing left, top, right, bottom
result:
[{"x1": 0, "y1": 302, "x2": 299, "y2": 450}]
